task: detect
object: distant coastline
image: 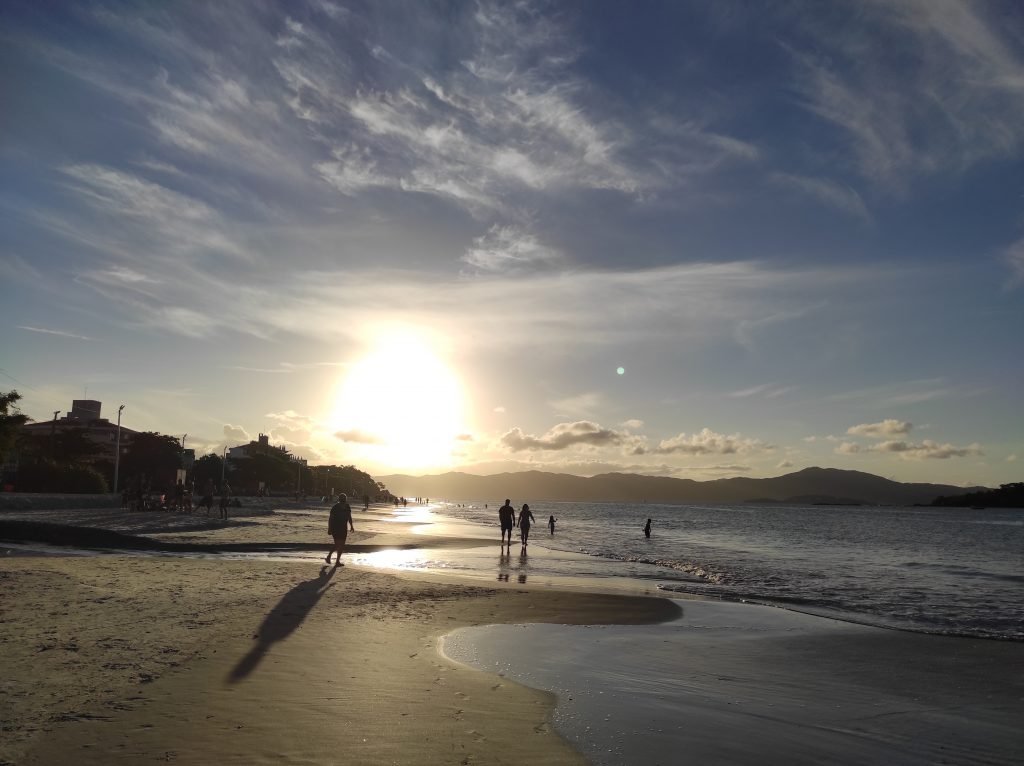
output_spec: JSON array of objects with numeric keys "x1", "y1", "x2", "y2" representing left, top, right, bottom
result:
[{"x1": 377, "y1": 466, "x2": 990, "y2": 507}]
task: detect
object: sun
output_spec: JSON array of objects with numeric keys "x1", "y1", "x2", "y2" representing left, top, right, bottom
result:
[{"x1": 328, "y1": 331, "x2": 467, "y2": 471}]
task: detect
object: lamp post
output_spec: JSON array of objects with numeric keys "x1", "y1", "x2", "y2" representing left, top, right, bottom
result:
[{"x1": 113, "y1": 404, "x2": 125, "y2": 493}]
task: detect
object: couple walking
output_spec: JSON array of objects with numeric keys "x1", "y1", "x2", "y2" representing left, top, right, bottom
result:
[{"x1": 498, "y1": 498, "x2": 535, "y2": 550}]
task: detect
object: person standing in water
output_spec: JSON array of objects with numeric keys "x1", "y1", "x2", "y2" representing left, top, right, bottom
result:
[
  {"x1": 498, "y1": 499, "x2": 516, "y2": 549},
  {"x1": 643, "y1": 518, "x2": 652, "y2": 538},
  {"x1": 548, "y1": 515, "x2": 557, "y2": 535},
  {"x1": 326, "y1": 493, "x2": 355, "y2": 566},
  {"x1": 518, "y1": 503, "x2": 536, "y2": 548}
]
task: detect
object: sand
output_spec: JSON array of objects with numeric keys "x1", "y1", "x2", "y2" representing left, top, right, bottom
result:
[{"x1": 2, "y1": 503, "x2": 1022, "y2": 765}]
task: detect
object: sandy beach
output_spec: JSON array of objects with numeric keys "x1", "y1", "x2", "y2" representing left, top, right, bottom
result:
[{"x1": 2, "y1": 501, "x2": 1022, "y2": 765}]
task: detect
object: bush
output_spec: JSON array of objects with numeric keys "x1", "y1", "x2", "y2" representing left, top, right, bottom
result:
[{"x1": 14, "y1": 461, "x2": 110, "y2": 494}]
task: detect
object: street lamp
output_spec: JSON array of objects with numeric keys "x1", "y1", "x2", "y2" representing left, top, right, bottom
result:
[{"x1": 113, "y1": 404, "x2": 125, "y2": 494}]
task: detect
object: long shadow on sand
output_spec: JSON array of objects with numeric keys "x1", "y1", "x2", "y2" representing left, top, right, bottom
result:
[{"x1": 227, "y1": 565, "x2": 337, "y2": 683}]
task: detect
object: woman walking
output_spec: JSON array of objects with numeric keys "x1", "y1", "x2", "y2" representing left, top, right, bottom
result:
[{"x1": 518, "y1": 503, "x2": 536, "y2": 548}]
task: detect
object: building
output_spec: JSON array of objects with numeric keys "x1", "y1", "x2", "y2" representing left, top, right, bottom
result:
[
  {"x1": 18, "y1": 400, "x2": 136, "y2": 464},
  {"x1": 227, "y1": 433, "x2": 307, "y2": 466}
]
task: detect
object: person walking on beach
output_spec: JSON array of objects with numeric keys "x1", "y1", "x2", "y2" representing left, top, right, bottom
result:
[
  {"x1": 643, "y1": 518, "x2": 652, "y2": 538},
  {"x1": 326, "y1": 493, "x2": 355, "y2": 566},
  {"x1": 498, "y1": 499, "x2": 516, "y2": 549},
  {"x1": 548, "y1": 514, "x2": 557, "y2": 536},
  {"x1": 218, "y1": 482, "x2": 231, "y2": 520},
  {"x1": 518, "y1": 503, "x2": 536, "y2": 548}
]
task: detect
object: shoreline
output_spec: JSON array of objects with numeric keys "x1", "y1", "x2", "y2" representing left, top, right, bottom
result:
[{"x1": 3, "y1": 504, "x2": 1022, "y2": 764}]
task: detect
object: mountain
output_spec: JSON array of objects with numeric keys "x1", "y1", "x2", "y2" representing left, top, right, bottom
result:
[{"x1": 376, "y1": 467, "x2": 987, "y2": 506}]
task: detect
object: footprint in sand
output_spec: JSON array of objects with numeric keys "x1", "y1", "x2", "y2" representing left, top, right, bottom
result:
[{"x1": 490, "y1": 683, "x2": 502, "y2": 691}]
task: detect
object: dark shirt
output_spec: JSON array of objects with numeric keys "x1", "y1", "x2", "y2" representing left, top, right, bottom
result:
[
  {"x1": 329, "y1": 501, "x2": 353, "y2": 535},
  {"x1": 498, "y1": 503, "x2": 516, "y2": 526}
]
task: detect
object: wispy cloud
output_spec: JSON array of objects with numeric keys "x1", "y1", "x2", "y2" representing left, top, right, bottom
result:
[
  {"x1": 769, "y1": 173, "x2": 871, "y2": 223},
  {"x1": 462, "y1": 225, "x2": 563, "y2": 273},
  {"x1": 788, "y1": 2, "x2": 1024, "y2": 186},
  {"x1": 549, "y1": 392, "x2": 603, "y2": 419},
  {"x1": 17, "y1": 326, "x2": 92, "y2": 341}
]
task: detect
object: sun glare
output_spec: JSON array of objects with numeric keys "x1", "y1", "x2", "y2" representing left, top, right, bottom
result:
[{"x1": 329, "y1": 331, "x2": 466, "y2": 471}]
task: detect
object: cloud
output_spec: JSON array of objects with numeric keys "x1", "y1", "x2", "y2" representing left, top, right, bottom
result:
[
  {"x1": 802, "y1": 436, "x2": 817, "y2": 443},
  {"x1": 872, "y1": 440, "x2": 983, "y2": 460},
  {"x1": 501, "y1": 421, "x2": 625, "y2": 452},
  {"x1": 769, "y1": 173, "x2": 871, "y2": 223},
  {"x1": 265, "y1": 410, "x2": 316, "y2": 427},
  {"x1": 334, "y1": 429, "x2": 383, "y2": 445},
  {"x1": 637, "y1": 428, "x2": 772, "y2": 456},
  {"x1": 17, "y1": 326, "x2": 93, "y2": 341},
  {"x1": 224, "y1": 366, "x2": 294, "y2": 374},
  {"x1": 455, "y1": 433, "x2": 475, "y2": 442},
  {"x1": 1007, "y1": 454, "x2": 1018, "y2": 463},
  {"x1": 1005, "y1": 237, "x2": 1024, "y2": 289},
  {"x1": 493, "y1": 406, "x2": 507, "y2": 413},
  {"x1": 223, "y1": 424, "x2": 250, "y2": 442},
  {"x1": 549, "y1": 392, "x2": 603, "y2": 419},
  {"x1": 462, "y1": 225, "x2": 563, "y2": 273},
  {"x1": 703, "y1": 464, "x2": 752, "y2": 472},
  {"x1": 788, "y1": 2, "x2": 1024, "y2": 186},
  {"x1": 776, "y1": 460, "x2": 794, "y2": 469},
  {"x1": 728, "y1": 384, "x2": 795, "y2": 399},
  {"x1": 837, "y1": 437, "x2": 982, "y2": 460},
  {"x1": 847, "y1": 419, "x2": 913, "y2": 438},
  {"x1": 621, "y1": 419, "x2": 644, "y2": 430}
]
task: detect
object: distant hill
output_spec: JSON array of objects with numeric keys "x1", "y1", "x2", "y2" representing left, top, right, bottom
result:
[
  {"x1": 931, "y1": 482, "x2": 1024, "y2": 509},
  {"x1": 376, "y1": 467, "x2": 988, "y2": 507}
]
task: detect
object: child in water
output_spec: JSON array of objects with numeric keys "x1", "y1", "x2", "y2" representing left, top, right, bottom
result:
[{"x1": 548, "y1": 515, "x2": 557, "y2": 535}]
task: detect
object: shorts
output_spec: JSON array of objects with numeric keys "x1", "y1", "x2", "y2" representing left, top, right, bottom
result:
[
  {"x1": 501, "y1": 522, "x2": 513, "y2": 532},
  {"x1": 331, "y1": 530, "x2": 349, "y2": 543}
]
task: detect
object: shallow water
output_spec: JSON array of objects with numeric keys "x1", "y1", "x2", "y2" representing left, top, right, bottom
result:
[
  {"x1": 436, "y1": 502, "x2": 1024, "y2": 641},
  {"x1": 441, "y1": 601, "x2": 1024, "y2": 766}
]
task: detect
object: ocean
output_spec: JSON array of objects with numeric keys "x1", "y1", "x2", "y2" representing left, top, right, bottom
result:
[{"x1": 433, "y1": 501, "x2": 1024, "y2": 641}]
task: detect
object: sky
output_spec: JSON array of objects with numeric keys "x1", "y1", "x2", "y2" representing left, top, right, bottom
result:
[{"x1": 2, "y1": 0, "x2": 1023, "y2": 486}]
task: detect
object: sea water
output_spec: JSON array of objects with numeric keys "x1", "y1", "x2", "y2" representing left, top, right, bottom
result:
[{"x1": 435, "y1": 502, "x2": 1024, "y2": 641}]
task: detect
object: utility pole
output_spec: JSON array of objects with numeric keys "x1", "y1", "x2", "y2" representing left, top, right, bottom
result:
[
  {"x1": 113, "y1": 404, "x2": 125, "y2": 493},
  {"x1": 50, "y1": 410, "x2": 59, "y2": 458},
  {"x1": 220, "y1": 446, "x2": 227, "y2": 487}
]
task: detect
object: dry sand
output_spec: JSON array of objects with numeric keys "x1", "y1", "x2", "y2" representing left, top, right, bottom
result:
[{"x1": 1, "y1": 505, "x2": 676, "y2": 765}]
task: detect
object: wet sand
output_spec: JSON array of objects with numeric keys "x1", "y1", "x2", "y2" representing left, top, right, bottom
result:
[{"x1": 2, "y1": 502, "x2": 1022, "y2": 764}]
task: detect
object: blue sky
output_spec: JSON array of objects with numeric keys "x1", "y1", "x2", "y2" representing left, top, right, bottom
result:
[{"x1": 2, "y1": 0, "x2": 1022, "y2": 485}]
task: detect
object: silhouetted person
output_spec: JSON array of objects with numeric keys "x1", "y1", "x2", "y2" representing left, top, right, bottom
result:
[
  {"x1": 518, "y1": 503, "x2": 535, "y2": 548},
  {"x1": 174, "y1": 479, "x2": 185, "y2": 512},
  {"x1": 198, "y1": 479, "x2": 214, "y2": 515},
  {"x1": 326, "y1": 493, "x2": 355, "y2": 566},
  {"x1": 121, "y1": 487, "x2": 129, "y2": 510},
  {"x1": 219, "y1": 482, "x2": 231, "y2": 520},
  {"x1": 498, "y1": 499, "x2": 516, "y2": 548},
  {"x1": 644, "y1": 518, "x2": 652, "y2": 538},
  {"x1": 363, "y1": 493, "x2": 370, "y2": 510},
  {"x1": 548, "y1": 515, "x2": 557, "y2": 535}
]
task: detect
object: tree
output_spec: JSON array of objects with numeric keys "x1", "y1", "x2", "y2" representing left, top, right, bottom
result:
[
  {"x1": 0, "y1": 390, "x2": 29, "y2": 458},
  {"x1": 193, "y1": 453, "x2": 224, "y2": 490},
  {"x1": 121, "y1": 432, "x2": 183, "y2": 489}
]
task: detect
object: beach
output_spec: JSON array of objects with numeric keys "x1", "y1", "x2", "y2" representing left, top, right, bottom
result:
[{"x1": 2, "y1": 501, "x2": 1022, "y2": 765}]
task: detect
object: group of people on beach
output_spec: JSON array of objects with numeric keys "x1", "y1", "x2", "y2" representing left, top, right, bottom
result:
[{"x1": 497, "y1": 499, "x2": 556, "y2": 552}]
